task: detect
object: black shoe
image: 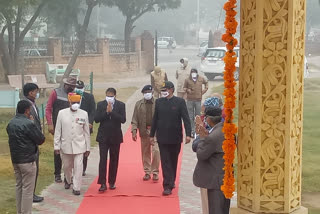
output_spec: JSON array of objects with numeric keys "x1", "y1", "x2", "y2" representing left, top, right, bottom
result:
[
  {"x1": 109, "y1": 184, "x2": 116, "y2": 190},
  {"x1": 55, "y1": 176, "x2": 62, "y2": 183},
  {"x1": 33, "y1": 194, "x2": 44, "y2": 203},
  {"x1": 64, "y1": 182, "x2": 71, "y2": 189},
  {"x1": 72, "y1": 189, "x2": 80, "y2": 196},
  {"x1": 82, "y1": 171, "x2": 86, "y2": 176},
  {"x1": 162, "y1": 189, "x2": 172, "y2": 196},
  {"x1": 143, "y1": 174, "x2": 151, "y2": 181},
  {"x1": 98, "y1": 184, "x2": 107, "y2": 192}
]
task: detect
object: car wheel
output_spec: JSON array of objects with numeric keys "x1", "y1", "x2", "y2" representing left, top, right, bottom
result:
[
  {"x1": 205, "y1": 74, "x2": 215, "y2": 81},
  {"x1": 234, "y1": 69, "x2": 239, "y2": 81}
]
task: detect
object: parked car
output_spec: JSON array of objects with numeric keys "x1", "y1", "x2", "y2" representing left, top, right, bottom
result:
[
  {"x1": 200, "y1": 47, "x2": 240, "y2": 80},
  {"x1": 24, "y1": 48, "x2": 47, "y2": 57},
  {"x1": 157, "y1": 37, "x2": 177, "y2": 49},
  {"x1": 198, "y1": 41, "x2": 208, "y2": 56}
]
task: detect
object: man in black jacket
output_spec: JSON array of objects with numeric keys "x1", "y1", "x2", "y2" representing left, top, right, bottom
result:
[
  {"x1": 7, "y1": 100, "x2": 45, "y2": 214},
  {"x1": 75, "y1": 80, "x2": 96, "y2": 176},
  {"x1": 150, "y1": 81, "x2": 191, "y2": 196},
  {"x1": 95, "y1": 88, "x2": 126, "y2": 192},
  {"x1": 22, "y1": 83, "x2": 44, "y2": 203}
]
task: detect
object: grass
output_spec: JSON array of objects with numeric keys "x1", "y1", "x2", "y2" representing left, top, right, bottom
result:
[{"x1": 0, "y1": 86, "x2": 137, "y2": 214}]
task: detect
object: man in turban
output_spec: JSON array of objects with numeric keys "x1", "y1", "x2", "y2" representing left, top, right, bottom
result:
[{"x1": 54, "y1": 93, "x2": 91, "y2": 195}]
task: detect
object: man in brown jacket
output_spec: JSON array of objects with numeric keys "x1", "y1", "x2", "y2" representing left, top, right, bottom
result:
[
  {"x1": 131, "y1": 85, "x2": 160, "y2": 181},
  {"x1": 151, "y1": 66, "x2": 168, "y2": 98},
  {"x1": 184, "y1": 68, "x2": 208, "y2": 137}
]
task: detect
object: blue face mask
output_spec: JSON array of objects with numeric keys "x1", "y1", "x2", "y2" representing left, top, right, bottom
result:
[
  {"x1": 36, "y1": 92, "x2": 40, "y2": 99},
  {"x1": 204, "y1": 121, "x2": 211, "y2": 130}
]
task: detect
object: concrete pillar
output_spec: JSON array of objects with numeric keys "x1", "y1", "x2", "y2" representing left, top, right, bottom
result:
[
  {"x1": 135, "y1": 36, "x2": 142, "y2": 72},
  {"x1": 235, "y1": 0, "x2": 308, "y2": 213},
  {"x1": 97, "y1": 38, "x2": 110, "y2": 73},
  {"x1": 48, "y1": 38, "x2": 62, "y2": 63},
  {"x1": 141, "y1": 30, "x2": 154, "y2": 72}
]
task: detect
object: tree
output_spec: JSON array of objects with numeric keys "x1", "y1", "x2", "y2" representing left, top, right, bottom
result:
[
  {"x1": 0, "y1": 0, "x2": 49, "y2": 76},
  {"x1": 104, "y1": 0, "x2": 181, "y2": 52}
]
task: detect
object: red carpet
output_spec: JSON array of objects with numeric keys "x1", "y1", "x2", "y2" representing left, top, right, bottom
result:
[{"x1": 77, "y1": 128, "x2": 183, "y2": 214}]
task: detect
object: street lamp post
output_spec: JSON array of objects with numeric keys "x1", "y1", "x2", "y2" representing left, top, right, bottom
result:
[{"x1": 197, "y1": 0, "x2": 200, "y2": 45}]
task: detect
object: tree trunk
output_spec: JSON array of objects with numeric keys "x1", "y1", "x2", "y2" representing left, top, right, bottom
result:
[
  {"x1": 124, "y1": 17, "x2": 133, "y2": 53},
  {"x1": 0, "y1": 36, "x2": 14, "y2": 76},
  {"x1": 60, "y1": 1, "x2": 96, "y2": 86}
]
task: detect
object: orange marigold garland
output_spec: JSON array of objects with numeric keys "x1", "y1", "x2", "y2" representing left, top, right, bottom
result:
[{"x1": 221, "y1": 0, "x2": 238, "y2": 199}]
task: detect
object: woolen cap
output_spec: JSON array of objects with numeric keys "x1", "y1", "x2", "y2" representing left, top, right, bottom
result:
[
  {"x1": 141, "y1": 85, "x2": 153, "y2": 93},
  {"x1": 76, "y1": 80, "x2": 85, "y2": 88}
]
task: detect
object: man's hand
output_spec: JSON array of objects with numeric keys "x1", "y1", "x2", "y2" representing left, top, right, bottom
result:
[
  {"x1": 89, "y1": 124, "x2": 93, "y2": 129},
  {"x1": 48, "y1": 124, "x2": 54, "y2": 135},
  {"x1": 84, "y1": 151, "x2": 90, "y2": 157},
  {"x1": 29, "y1": 115, "x2": 34, "y2": 121},
  {"x1": 132, "y1": 134, "x2": 137, "y2": 142},
  {"x1": 185, "y1": 136, "x2": 191, "y2": 144},
  {"x1": 199, "y1": 126, "x2": 209, "y2": 138},
  {"x1": 150, "y1": 137, "x2": 155, "y2": 146},
  {"x1": 54, "y1": 150, "x2": 60, "y2": 155},
  {"x1": 106, "y1": 102, "x2": 112, "y2": 113},
  {"x1": 202, "y1": 89, "x2": 208, "y2": 95},
  {"x1": 187, "y1": 89, "x2": 192, "y2": 94}
]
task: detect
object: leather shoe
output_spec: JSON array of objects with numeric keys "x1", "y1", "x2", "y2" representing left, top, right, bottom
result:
[
  {"x1": 162, "y1": 189, "x2": 172, "y2": 196},
  {"x1": 152, "y1": 174, "x2": 159, "y2": 181},
  {"x1": 109, "y1": 184, "x2": 116, "y2": 190},
  {"x1": 72, "y1": 189, "x2": 80, "y2": 196},
  {"x1": 33, "y1": 194, "x2": 44, "y2": 203},
  {"x1": 64, "y1": 182, "x2": 71, "y2": 190},
  {"x1": 98, "y1": 184, "x2": 107, "y2": 192},
  {"x1": 82, "y1": 171, "x2": 86, "y2": 176},
  {"x1": 55, "y1": 176, "x2": 62, "y2": 183},
  {"x1": 143, "y1": 174, "x2": 151, "y2": 181}
]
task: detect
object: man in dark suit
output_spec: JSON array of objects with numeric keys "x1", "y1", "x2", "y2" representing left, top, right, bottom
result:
[
  {"x1": 75, "y1": 80, "x2": 96, "y2": 176},
  {"x1": 150, "y1": 81, "x2": 192, "y2": 196},
  {"x1": 193, "y1": 106, "x2": 231, "y2": 214},
  {"x1": 95, "y1": 88, "x2": 126, "y2": 192},
  {"x1": 22, "y1": 83, "x2": 44, "y2": 203}
]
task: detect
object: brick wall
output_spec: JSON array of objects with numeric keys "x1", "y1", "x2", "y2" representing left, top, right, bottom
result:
[{"x1": 24, "y1": 56, "x2": 54, "y2": 74}]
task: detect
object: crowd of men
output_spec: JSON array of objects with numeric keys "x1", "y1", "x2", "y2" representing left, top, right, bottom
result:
[{"x1": 6, "y1": 58, "x2": 231, "y2": 214}]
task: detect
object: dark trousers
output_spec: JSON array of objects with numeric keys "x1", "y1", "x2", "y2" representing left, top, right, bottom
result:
[
  {"x1": 158, "y1": 143, "x2": 181, "y2": 190},
  {"x1": 54, "y1": 152, "x2": 62, "y2": 177},
  {"x1": 34, "y1": 150, "x2": 39, "y2": 194},
  {"x1": 98, "y1": 142, "x2": 120, "y2": 185},
  {"x1": 83, "y1": 155, "x2": 88, "y2": 173},
  {"x1": 207, "y1": 189, "x2": 230, "y2": 214}
]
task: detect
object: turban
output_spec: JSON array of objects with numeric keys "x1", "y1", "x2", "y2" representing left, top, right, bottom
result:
[{"x1": 68, "y1": 93, "x2": 81, "y2": 103}]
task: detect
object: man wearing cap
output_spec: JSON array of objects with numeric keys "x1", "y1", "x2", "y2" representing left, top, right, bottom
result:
[
  {"x1": 151, "y1": 66, "x2": 168, "y2": 98},
  {"x1": 22, "y1": 83, "x2": 44, "y2": 202},
  {"x1": 150, "y1": 81, "x2": 192, "y2": 196},
  {"x1": 183, "y1": 68, "x2": 208, "y2": 137},
  {"x1": 46, "y1": 77, "x2": 77, "y2": 183},
  {"x1": 176, "y1": 58, "x2": 190, "y2": 99},
  {"x1": 54, "y1": 93, "x2": 91, "y2": 196},
  {"x1": 131, "y1": 85, "x2": 160, "y2": 181},
  {"x1": 75, "y1": 80, "x2": 96, "y2": 176}
]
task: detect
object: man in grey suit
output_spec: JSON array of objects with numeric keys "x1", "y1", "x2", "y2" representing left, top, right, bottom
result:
[
  {"x1": 193, "y1": 106, "x2": 231, "y2": 214},
  {"x1": 22, "y1": 83, "x2": 44, "y2": 203}
]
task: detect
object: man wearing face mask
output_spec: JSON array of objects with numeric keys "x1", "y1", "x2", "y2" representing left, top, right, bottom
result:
[
  {"x1": 54, "y1": 93, "x2": 91, "y2": 196},
  {"x1": 150, "y1": 81, "x2": 192, "y2": 196},
  {"x1": 131, "y1": 85, "x2": 160, "y2": 181},
  {"x1": 46, "y1": 76, "x2": 77, "y2": 183},
  {"x1": 151, "y1": 66, "x2": 168, "y2": 98},
  {"x1": 75, "y1": 80, "x2": 96, "y2": 176},
  {"x1": 176, "y1": 58, "x2": 190, "y2": 99},
  {"x1": 22, "y1": 83, "x2": 44, "y2": 203},
  {"x1": 95, "y1": 88, "x2": 126, "y2": 192},
  {"x1": 183, "y1": 68, "x2": 209, "y2": 137},
  {"x1": 7, "y1": 100, "x2": 45, "y2": 214}
]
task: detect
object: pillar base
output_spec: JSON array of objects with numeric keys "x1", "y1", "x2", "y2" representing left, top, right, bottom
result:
[{"x1": 230, "y1": 206, "x2": 308, "y2": 214}]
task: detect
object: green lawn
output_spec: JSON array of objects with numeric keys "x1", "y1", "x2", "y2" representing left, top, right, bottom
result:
[{"x1": 0, "y1": 86, "x2": 137, "y2": 214}]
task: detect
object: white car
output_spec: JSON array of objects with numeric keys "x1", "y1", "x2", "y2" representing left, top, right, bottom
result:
[
  {"x1": 157, "y1": 37, "x2": 177, "y2": 49},
  {"x1": 200, "y1": 47, "x2": 240, "y2": 80},
  {"x1": 198, "y1": 41, "x2": 208, "y2": 56}
]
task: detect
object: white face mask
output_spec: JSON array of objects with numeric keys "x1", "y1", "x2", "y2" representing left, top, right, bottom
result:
[
  {"x1": 71, "y1": 103, "x2": 80, "y2": 111},
  {"x1": 35, "y1": 92, "x2": 40, "y2": 99},
  {"x1": 191, "y1": 73, "x2": 198, "y2": 78},
  {"x1": 144, "y1": 92, "x2": 153, "y2": 100},
  {"x1": 161, "y1": 91, "x2": 169, "y2": 98},
  {"x1": 106, "y1": 96, "x2": 115, "y2": 104}
]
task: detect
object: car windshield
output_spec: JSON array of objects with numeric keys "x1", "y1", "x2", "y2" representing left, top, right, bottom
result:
[{"x1": 205, "y1": 49, "x2": 225, "y2": 58}]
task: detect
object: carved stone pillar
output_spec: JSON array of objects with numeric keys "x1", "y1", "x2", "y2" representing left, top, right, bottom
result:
[{"x1": 235, "y1": 0, "x2": 308, "y2": 213}]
